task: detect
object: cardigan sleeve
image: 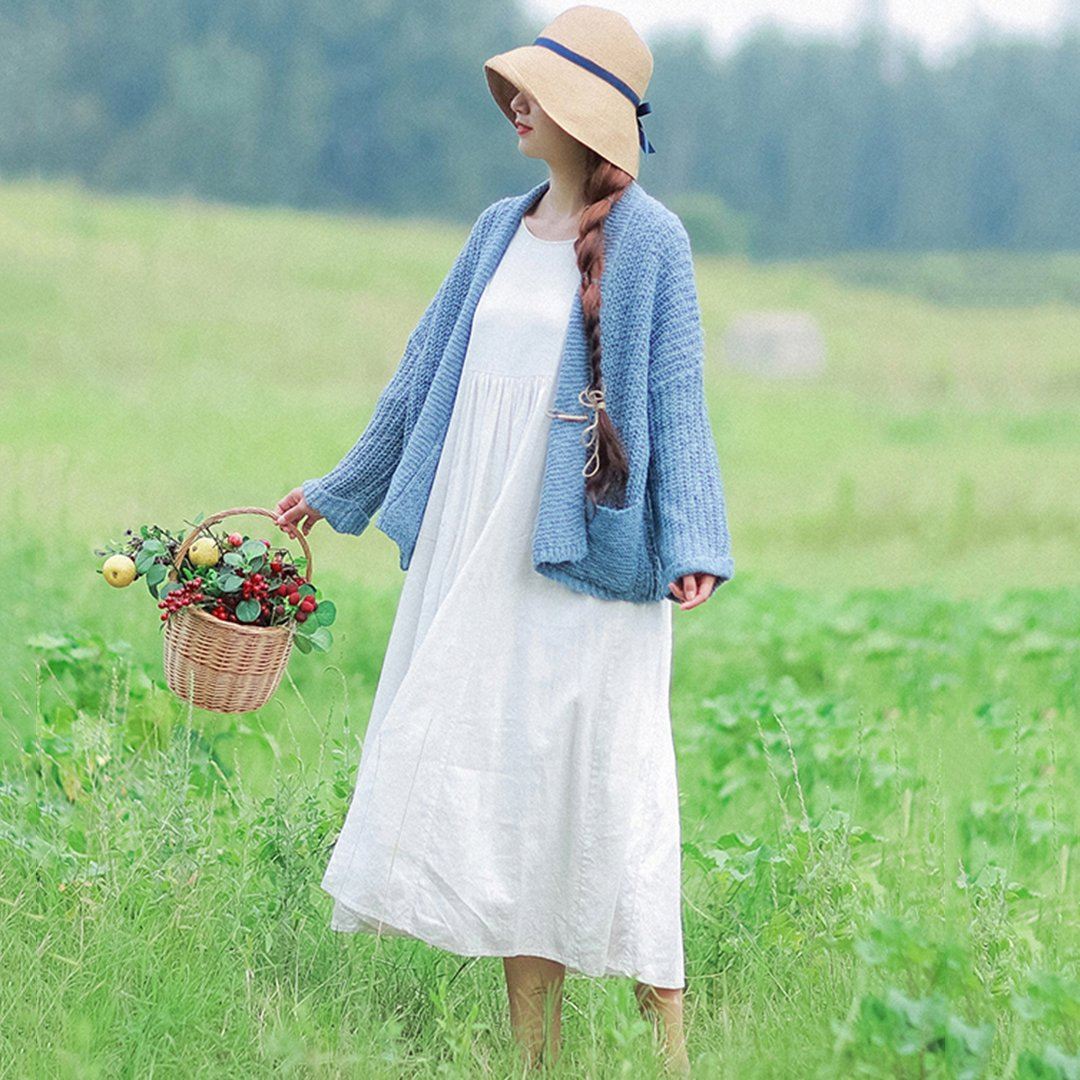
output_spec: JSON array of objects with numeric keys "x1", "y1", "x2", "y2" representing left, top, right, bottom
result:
[
  {"x1": 645, "y1": 218, "x2": 735, "y2": 602},
  {"x1": 301, "y1": 204, "x2": 497, "y2": 535}
]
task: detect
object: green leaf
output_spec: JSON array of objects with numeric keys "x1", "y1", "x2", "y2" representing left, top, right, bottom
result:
[
  {"x1": 218, "y1": 575, "x2": 243, "y2": 593},
  {"x1": 145, "y1": 563, "x2": 167, "y2": 587},
  {"x1": 293, "y1": 633, "x2": 312, "y2": 653},
  {"x1": 297, "y1": 583, "x2": 317, "y2": 598},
  {"x1": 135, "y1": 550, "x2": 156, "y2": 574},
  {"x1": 27, "y1": 633, "x2": 73, "y2": 651},
  {"x1": 223, "y1": 553, "x2": 244, "y2": 567},
  {"x1": 314, "y1": 601, "x2": 336, "y2": 626},
  {"x1": 308, "y1": 627, "x2": 333, "y2": 652},
  {"x1": 294, "y1": 617, "x2": 316, "y2": 636},
  {"x1": 241, "y1": 540, "x2": 266, "y2": 560},
  {"x1": 236, "y1": 599, "x2": 261, "y2": 623}
]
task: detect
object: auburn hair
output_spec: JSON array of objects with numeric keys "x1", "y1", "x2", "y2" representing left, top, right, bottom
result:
[{"x1": 569, "y1": 150, "x2": 634, "y2": 509}]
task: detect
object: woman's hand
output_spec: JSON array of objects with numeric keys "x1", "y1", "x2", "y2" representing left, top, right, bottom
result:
[
  {"x1": 669, "y1": 572, "x2": 717, "y2": 611},
  {"x1": 274, "y1": 487, "x2": 325, "y2": 540}
]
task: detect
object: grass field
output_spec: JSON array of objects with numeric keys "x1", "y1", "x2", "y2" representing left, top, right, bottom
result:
[{"x1": 1, "y1": 178, "x2": 1077, "y2": 1077}]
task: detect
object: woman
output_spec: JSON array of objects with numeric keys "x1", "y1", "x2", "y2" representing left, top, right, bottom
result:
[{"x1": 275, "y1": 6, "x2": 733, "y2": 1072}]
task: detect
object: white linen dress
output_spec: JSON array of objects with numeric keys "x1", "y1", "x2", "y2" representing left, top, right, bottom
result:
[{"x1": 321, "y1": 216, "x2": 685, "y2": 989}]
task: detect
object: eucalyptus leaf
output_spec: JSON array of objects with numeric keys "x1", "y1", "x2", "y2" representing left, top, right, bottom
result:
[
  {"x1": 145, "y1": 563, "x2": 167, "y2": 587},
  {"x1": 223, "y1": 553, "x2": 244, "y2": 567},
  {"x1": 308, "y1": 627, "x2": 333, "y2": 652},
  {"x1": 218, "y1": 575, "x2": 243, "y2": 593},
  {"x1": 298, "y1": 583, "x2": 317, "y2": 598},
  {"x1": 314, "y1": 601, "x2": 336, "y2": 626},
  {"x1": 293, "y1": 633, "x2": 312, "y2": 653}
]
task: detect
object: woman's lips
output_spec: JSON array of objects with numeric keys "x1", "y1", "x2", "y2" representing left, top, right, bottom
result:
[{"x1": 515, "y1": 123, "x2": 532, "y2": 135}]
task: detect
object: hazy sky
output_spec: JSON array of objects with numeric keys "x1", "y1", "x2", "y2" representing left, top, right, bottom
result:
[{"x1": 526, "y1": 0, "x2": 1069, "y2": 58}]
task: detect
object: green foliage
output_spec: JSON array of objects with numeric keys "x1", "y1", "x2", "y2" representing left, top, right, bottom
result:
[
  {"x1": 666, "y1": 191, "x2": 752, "y2": 256},
  {"x1": 2, "y1": 5, "x2": 1080, "y2": 255},
  {"x1": 4, "y1": 583, "x2": 1078, "y2": 1073},
  {"x1": 842, "y1": 987, "x2": 993, "y2": 1077},
  {"x1": 816, "y1": 251, "x2": 1080, "y2": 307},
  {"x1": 0, "y1": 178, "x2": 1077, "y2": 1074}
]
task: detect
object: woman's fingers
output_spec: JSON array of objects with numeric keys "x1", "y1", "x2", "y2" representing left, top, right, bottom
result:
[
  {"x1": 275, "y1": 488, "x2": 301, "y2": 523},
  {"x1": 278, "y1": 503, "x2": 307, "y2": 525},
  {"x1": 675, "y1": 573, "x2": 717, "y2": 611},
  {"x1": 275, "y1": 491, "x2": 309, "y2": 539}
]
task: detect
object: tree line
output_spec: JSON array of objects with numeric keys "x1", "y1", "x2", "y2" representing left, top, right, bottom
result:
[{"x1": 1, "y1": 0, "x2": 1076, "y2": 256}]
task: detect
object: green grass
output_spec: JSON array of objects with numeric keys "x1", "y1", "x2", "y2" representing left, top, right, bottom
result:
[
  {"x1": 1, "y1": 178, "x2": 1077, "y2": 1077},
  {"x1": 814, "y1": 249, "x2": 1080, "y2": 308}
]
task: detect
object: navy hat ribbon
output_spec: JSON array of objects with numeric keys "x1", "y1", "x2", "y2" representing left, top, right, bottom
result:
[{"x1": 531, "y1": 35, "x2": 656, "y2": 155}]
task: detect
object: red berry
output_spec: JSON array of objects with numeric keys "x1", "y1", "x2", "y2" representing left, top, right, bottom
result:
[
  {"x1": 300, "y1": 597, "x2": 316, "y2": 613},
  {"x1": 288, "y1": 593, "x2": 300, "y2": 607},
  {"x1": 296, "y1": 610, "x2": 309, "y2": 623},
  {"x1": 270, "y1": 561, "x2": 283, "y2": 574},
  {"x1": 262, "y1": 539, "x2": 271, "y2": 548},
  {"x1": 228, "y1": 533, "x2": 243, "y2": 547}
]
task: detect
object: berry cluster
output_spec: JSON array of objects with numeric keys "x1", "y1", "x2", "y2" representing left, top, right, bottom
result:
[
  {"x1": 158, "y1": 577, "x2": 205, "y2": 621},
  {"x1": 275, "y1": 581, "x2": 317, "y2": 622},
  {"x1": 241, "y1": 573, "x2": 270, "y2": 601}
]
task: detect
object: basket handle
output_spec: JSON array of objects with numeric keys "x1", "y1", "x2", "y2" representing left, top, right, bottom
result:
[{"x1": 172, "y1": 507, "x2": 314, "y2": 583}]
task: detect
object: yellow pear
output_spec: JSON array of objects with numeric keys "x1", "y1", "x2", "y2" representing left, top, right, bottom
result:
[
  {"x1": 102, "y1": 554, "x2": 137, "y2": 588},
  {"x1": 188, "y1": 537, "x2": 221, "y2": 567}
]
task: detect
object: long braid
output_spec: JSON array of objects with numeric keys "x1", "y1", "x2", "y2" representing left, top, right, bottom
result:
[{"x1": 574, "y1": 151, "x2": 634, "y2": 508}]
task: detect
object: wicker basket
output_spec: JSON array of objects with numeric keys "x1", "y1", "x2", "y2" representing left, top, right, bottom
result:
[{"x1": 162, "y1": 506, "x2": 315, "y2": 713}]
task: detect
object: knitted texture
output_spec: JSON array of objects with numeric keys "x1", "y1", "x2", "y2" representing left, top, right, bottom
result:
[
  {"x1": 303, "y1": 177, "x2": 734, "y2": 604},
  {"x1": 300, "y1": 202, "x2": 501, "y2": 535}
]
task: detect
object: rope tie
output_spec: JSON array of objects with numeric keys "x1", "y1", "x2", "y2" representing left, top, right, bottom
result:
[{"x1": 546, "y1": 385, "x2": 608, "y2": 478}]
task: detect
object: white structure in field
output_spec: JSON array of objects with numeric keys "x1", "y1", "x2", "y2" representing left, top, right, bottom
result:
[{"x1": 722, "y1": 312, "x2": 826, "y2": 378}]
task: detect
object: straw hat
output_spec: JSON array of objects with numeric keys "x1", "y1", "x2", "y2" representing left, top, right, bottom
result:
[{"x1": 482, "y1": 5, "x2": 656, "y2": 179}]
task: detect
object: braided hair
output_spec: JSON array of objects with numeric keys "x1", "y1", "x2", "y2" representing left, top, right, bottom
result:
[{"x1": 572, "y1": 150, "x2": 634, "y2": 508}]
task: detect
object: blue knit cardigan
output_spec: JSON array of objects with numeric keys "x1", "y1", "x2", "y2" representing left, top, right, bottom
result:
[{"x1": 302, "y1": 176, "x2": 734, "y2": 604}]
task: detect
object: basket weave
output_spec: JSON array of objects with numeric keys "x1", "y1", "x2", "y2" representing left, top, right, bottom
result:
[{"x1": 163, "y1": 506, "x2": 314, "y2": 713}]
